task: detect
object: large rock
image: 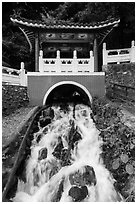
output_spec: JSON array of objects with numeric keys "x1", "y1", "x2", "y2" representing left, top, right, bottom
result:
[
  {"x1": 38, "y1": 147, "x2": 47, "y2": 160},
  {"x1": 69, "y1": 165, "x2": 96, "y2": 186},
  {"x1": 68, "y1": 185, "x2": 88, "y2": 201}
]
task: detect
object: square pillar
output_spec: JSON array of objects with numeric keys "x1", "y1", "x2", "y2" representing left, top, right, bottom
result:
[
  {"x1": 35, "y1": 32, "x2": 39, "y2": 72},
  {"x1": 93, "y1": 38, "x2": 98, "y2": 72}
]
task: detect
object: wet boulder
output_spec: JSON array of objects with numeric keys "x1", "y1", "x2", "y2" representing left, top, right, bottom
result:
[
  {"x1": 31, "y1": 120, "x2": 39, "y2": 133},
  {"x1": 39, "y1": 117, "x2": 51, "y2": 128},
  {"x1": 71, "y1": 131, "x2": 82, "y2": 149},
  {"x1": 83, "y1": 165, "x2": 97, "y2": 186},
  {"x1": 36, "y1": 133, "x2": 43, "y2": 143},
  {"x1": 69, "y1": 165, "x2": 96, "y2": 186},
  {"x1": 39, "y1": 107, "x2": 54, "y2": 128},
  {"x1": 68, "y1": 185, "x2": 88, "y2": 201},
  {"x1": 60, "y1": 148, "x2": 71, "y2": 166},
  {"x1": 69, "y1": 170, "x2": 84, "y2": 186},
  {"x1": 52, "y1": 137, "x2": 64, "y2": 159},
  {"x1": 38, "y1": 147, "x2": 47, "y2": 160},
  {"x1": 52, "y1": 178, "x2": 64, "y2": 202},
  {"x1": 53, "y1": 140, "x2": 71, "y2": 166},
  {"x1": 42, "y1": 108, "x2": 54, "y2": 119}
]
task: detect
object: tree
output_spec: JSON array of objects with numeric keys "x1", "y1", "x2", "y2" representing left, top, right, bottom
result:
[
  {"x1": 2, "y1": 2, "x2": 61, "y2": 69},
  {"x1": 2, "y1": 2, "x2": 135, "y2": 69}
]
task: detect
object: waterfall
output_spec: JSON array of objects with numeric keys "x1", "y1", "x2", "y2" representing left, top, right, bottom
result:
[{"x1": 13, "y1": 104, "x2": 123, "y2": 202}]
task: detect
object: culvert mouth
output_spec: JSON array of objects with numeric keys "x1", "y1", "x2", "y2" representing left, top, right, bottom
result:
[{"x1": 43, "y1": 81, "x2": 92, "y2": 106}]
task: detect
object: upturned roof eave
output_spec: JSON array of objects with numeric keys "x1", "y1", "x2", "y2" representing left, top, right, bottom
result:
[{"x1": 10, "y1": 16, "x2": 120, "y2": 31}]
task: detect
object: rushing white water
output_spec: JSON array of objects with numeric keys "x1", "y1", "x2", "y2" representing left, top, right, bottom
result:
[{"x1": 13, "y1": 104, "x2": 123, "y2": 202}]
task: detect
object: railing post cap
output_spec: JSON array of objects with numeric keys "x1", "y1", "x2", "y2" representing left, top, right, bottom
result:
[
  {"x1": 90, "y1": 50, "x2": 93, "y2": 57},
  {"x1": 57, "y1": 50, "x2": 60, "y2": 55},
  {"x1": 103, "y1": 42, "x2": 106, "y2": 49},
  {"x1": 57, "y1": 50, "x2": 60, "y2": 58},
  {"x1": 131, "y1": 40, "x2": 135, "y2": 47},
  {"x1": 21, "y1": 62, "x2": 24, "y2": 69},
  {"x1": 73, "y1": 50, "x2": 77, "y2": 58},
  {"x1": 40, "y1": 50, "x2": 43, "y2": 56}
]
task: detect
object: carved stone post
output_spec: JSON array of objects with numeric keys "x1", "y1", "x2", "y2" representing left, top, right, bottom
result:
[
  {"x1": 90, "y1": 50, "x2": 94, "y2": 72},
  {"x1": 35, "y1": 32, "x2": 39, "y2": 72},
  {"x1": 56, "y1": 50, "x2": 61, "y2": 73},
  {"x1": 20, "y1": 62, "x2": 26, "y2": 86},
  {"x1": 103, "y1": 43, "x2": 107, "y2": 65},
  {"x1": 73, "y1": 50, "x2": 77, "y2": 73},
  {"x1": 130, "y1": 40, "x2": 135, "y2": 63},
  {"x1": 39, "y1": 50, "x2": 44, "y2": 72},
  {"x1": 93, "y1": 38, "x2": 98, "y2": 72}
]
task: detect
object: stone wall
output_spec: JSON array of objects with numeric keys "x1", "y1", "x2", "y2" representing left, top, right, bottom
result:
[
  {"x1": 2, "y1": 84, "x2": 29, "y2": 116},
  {"x1": 104, "y1": 63, "x2": 135, "y2": 101},
  {"x1": 104, "y1": 63, "x2": 135, "y2": 87}
]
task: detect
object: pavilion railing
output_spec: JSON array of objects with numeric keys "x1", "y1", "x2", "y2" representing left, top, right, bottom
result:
[
  {"x1": 103, "y1": 41, "x2": 135, "y2": 65},
  {"x1": 2, "y1": 62, "x2": 27, "y2": 86},
  {"x1": 39, "y1": 50, "x2": 94, "y2": 73}
]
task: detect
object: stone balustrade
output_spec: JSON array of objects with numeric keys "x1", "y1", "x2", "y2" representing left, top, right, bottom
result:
[
  {"x1": 39, "y1": 50, "x2": 94, "y2": 73},
  {"x1": 2, "y1": 62, "x2": 27, "y2": 86},
  {"x1": 103, "y1": 41, "x2": 135, "y2": 65}
]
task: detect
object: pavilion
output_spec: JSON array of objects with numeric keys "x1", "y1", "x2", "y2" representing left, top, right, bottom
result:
[
  {"x1": 11, "y1": 16, "x2": 120, "y2": 72},
  {"x1": 10, "y1": 16, "x2": 120, "y2": 105}
]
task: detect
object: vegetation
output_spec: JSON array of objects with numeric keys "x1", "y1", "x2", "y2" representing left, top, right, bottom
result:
[
  {"x1": 2, "y1": 97, "x2": 135, "y2": 201},
  {"x1": 2, "y1": 2, "x2": 135, "y2": 70},
  {"x1": 92, "y1": 97, "x2": 135, "y2": 201}
]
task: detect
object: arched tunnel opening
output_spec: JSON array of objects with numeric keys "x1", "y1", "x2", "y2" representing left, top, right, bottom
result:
[{"x1": 43, "y1": 82, "x2": 92, "y2": 107}]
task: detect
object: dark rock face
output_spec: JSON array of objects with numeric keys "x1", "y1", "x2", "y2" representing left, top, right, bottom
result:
[
  {"x1": 39, "y1": 117, "x2": 51, "y2": 128},
  {"x1": 84, "y1": 165, "x2": 97, "y2": 186},
  {"x1": 69, "y1": 165, "x2": 96, "y2": 187},
  {"x1": 68, "y1": 166, "x2": 96, "y2": 201},
  {"x1": 42, "y1": 108, "x2": 54, "y2": 119},
  {"x1": 36, "y1": 133, "x2": 43, "y2": 143},
  {"x1": 31, "y1": 120, "x2": 39, "y2": 133},
  {"x1": 39, "y1": 107, "x2": 54, "y2": 128},
  {"x1": 38, "y1": 147, "x2": 48, "y2": 160},
  {"x1": 39, "y1": 108, "x2": 54, "y2": 128},
  {"x1": 52, "y1": 140, "x2": 71, "y2": 166},
  {"x1": 52, "y1": 137, "x2": 64, "y2": 160},
  {"x1": 68, "y1": 185, "x2": 88, "y2": 201},
  {"x1": 70, "y1": 131, "x2": 82, "y2": 149},
  {"x1": 52, "y1": 178, "x2": 64, "y2": 202}
]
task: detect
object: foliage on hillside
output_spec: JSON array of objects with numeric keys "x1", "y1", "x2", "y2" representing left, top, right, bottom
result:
[
  {"x1": 2, "y1": 97, "x2": 135, "y2": 201},
  {"x1": 2, "y1": 25, "x2": 31, "y2": 69},
  {"x1": 92, "y1": 97, "x2": 135, "y2": 201},
  {"x1": 2, "y1": 2, "x2": 135, "y2": 69}
]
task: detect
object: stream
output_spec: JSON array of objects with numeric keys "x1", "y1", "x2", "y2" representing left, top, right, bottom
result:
[{"x1": 13, "y1": 103, "x2": 123, "y2": 202}]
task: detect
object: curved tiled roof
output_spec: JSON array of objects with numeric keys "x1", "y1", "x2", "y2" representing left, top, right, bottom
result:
[
  {"x1": 10, "y1": 16, "x2": 120, "y2": 52},
  {"x1": 10, "y1": 16, "x2": 120, "y2": 30}
]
